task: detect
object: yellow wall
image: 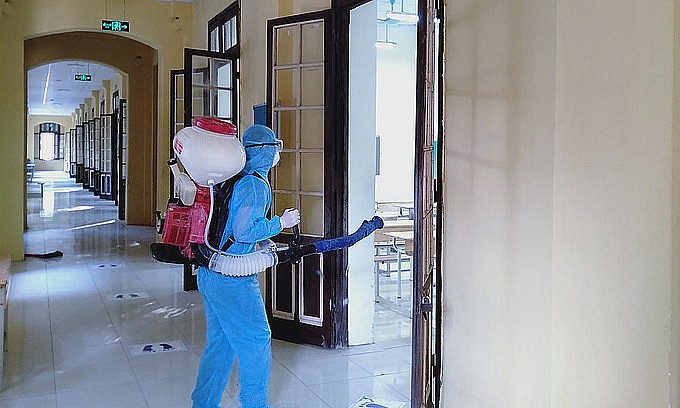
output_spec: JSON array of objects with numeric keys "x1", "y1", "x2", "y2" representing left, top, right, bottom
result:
[
  {"x1": 0, "y1": 1, "x2": 27, "y2": 260},
  {"x1": 192, "y1": 0, "x2": 230, "y2": 49},
  {"x1": 0, "y1": 0, "x2": 192, "y2": 260}
]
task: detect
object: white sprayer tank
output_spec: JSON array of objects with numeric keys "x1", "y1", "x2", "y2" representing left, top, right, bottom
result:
[{"x1": 173, "y1": 117, "x2": 246, "y2": 186}]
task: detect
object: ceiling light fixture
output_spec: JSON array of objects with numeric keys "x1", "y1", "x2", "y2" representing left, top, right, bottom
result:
[
  {"x1": 42, "y1": 63, "x2": 52, "y2": 105},
  {"x1": 386, "y1": 0, "x2": 419, "y2": 24}
]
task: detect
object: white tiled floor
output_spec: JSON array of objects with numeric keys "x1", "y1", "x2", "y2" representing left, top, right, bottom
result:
[{"x1": 2, "y1": 171, "x2": 412, "y2": 408}]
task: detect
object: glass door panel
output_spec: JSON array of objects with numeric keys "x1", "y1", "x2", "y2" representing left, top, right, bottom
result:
[
  {"x1": 301, "y1": 22, "x2": 324, "y2": 63},
  {"x1": 275, "y1": 25, "x2": 299, "y2": 65}
]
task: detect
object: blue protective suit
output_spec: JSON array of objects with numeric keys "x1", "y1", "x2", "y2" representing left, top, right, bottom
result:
[{"x1": 192, "y1": 125, "x2": 283, "y2": 408}]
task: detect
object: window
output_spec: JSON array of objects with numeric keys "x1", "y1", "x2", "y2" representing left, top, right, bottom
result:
[
  {"x1": 208, "y1": 3, "x2": 239, "y2": 53},
  {"x1": 207, "y1": 3, "x2": 240, "y2": 126},
  {"x1": 35, "y1": 122, "x2": 63, "y2": 160},
  {"x1": 40, "y1": 132, "x2": 56, "y2": 161}
]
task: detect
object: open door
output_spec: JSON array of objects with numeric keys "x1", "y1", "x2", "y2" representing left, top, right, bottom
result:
[
  {"x1": 100, "y1": 113, "x2": 114, "y2": 200},
  {"x1": 266, "y1": 11, "x2": 341, "y2": 347},
  {"x1": 111, "y1": 91, "x2": 120, "y2": 206},
  {"x1": 175, "y1": 48, "x2": 238, "y2": 291},
  {"x1": 169, "y1": 68, "x2": 184, "y2": 199},
  {"x1": 83, "y1": 121, "x2": 91, "y2": 190},
  {"x1": 75, "y1": 125, "x2": 84, "y2": 183},
  {"x1": 69, "y1": 128, "x2": 77, "y2": 178},
  {"x1": 118, "y1": 99, "x2": 128, "y2": 221},
  {"x1": 93, "y1": 117, "x2": 101, "y2": 196},
  {"x1": 88, "y1": 119, "x2": 97, "y2": 192},
  {"x1": 183, "y1": 48, "x2": 238, "y2": 126},
  {"x1": 412, "y1": 0, "x2": 442, "y2": 406}
]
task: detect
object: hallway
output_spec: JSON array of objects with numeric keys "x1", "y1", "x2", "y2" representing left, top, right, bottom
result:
[{"x1": 2, "y1": 171, "x2": 411, "y2": 408}]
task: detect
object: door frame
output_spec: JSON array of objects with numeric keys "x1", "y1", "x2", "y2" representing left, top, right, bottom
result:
[
  {"x1": 331, "y1": 0, "x2": 444, "y2": 406},
  {"x1": 265, "y1": 2, "x2": 443, "y2": 403},
  {"x1": 266, "y1": 10, "x2": 341, "y2": 347}
]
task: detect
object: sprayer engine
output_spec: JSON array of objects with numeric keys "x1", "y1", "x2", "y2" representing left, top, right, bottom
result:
[
  {"x1": 156, "y1": 117, "x2": 246, "y2": 260},
  {"x1": 160, "y1": 185, "x2": 211, "y2": 259}
]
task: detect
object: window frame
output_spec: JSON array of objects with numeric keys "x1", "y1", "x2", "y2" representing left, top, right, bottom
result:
[
  {"x1": 36, "y1": 122, "x2": 63, "y2": 160},
  {"x1": 208, "y1": 2, "x2": 240, "y2": 54}
]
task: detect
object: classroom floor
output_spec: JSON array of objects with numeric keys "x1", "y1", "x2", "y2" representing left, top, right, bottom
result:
[{"x1": 2, "y1": 171, "x2": 412, "y2": 408}]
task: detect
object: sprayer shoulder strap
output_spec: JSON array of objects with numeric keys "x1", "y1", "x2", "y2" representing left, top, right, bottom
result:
[
  {"x1": 207, "y1": 177, "x2": 238, "y2": 252},
  {"x1": 209, "y1": 172, "x2": 266, "y2": 252}
]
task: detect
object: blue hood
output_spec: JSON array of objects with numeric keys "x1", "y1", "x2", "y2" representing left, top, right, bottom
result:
[{"x1": 241, "y1": 125, "x2": 277, "y2": 178}]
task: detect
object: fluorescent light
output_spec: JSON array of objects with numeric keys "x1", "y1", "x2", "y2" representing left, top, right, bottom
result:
[
  {"x1": 386, "y1": 11, "x2": 419, "y2": 24},
  {"x1": 42, "y1": 63, "x2": 52, "y2": 105},
  {"x1": 375, "y1": 41, "x2": 397, "y2": 49}
]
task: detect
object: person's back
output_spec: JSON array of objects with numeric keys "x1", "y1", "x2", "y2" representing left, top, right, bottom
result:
[{"x1": 191, "y1": 124, "x2": 300, "y2": 408}]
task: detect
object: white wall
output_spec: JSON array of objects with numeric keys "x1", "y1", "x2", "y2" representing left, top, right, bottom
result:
[
  {"x1": 442, "y1": 0, "x2": 678, "y2": 407},
  {"x1": 442, "y1": 0, "x2": 556, "y2": 405},
  {"x1": 552, "y1": 0, "x2": 674, "y2": 406},
  {"x1": 348, "y1": 0, "x2": 377, "y2": 346},
  {"x1": 375, "y1": 23, "x2": 416, "y2": 203}
]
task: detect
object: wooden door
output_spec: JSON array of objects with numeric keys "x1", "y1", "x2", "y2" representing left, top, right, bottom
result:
[
  {"x1": 83, "y1": 121, "x2": 91, "y2": 190},
  {"x1": 93, "y1": 117, "x2": 101, "y2": 196},
  {"x1": 118, "y1": 99, "x2": 128, "y2": 221},
  {"x1": 180, "y1": 48, "x2": 237, "y2": 291},
  {"x1": 100, "y1": 114, "x2": 114, "y2": 200},
  {"x1": 266, "y1": 10, "x2": 340, "y2": 347},
  {"x1": 412, "y1": 0, "x2": 442, "y2": 405}
]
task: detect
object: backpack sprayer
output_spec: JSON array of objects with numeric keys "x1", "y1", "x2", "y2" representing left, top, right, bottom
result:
[{"x1": 151, "y1": 117, "x2": 384, "y2": 276}]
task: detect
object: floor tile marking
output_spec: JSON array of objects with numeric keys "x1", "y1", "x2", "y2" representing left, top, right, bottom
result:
[
  {"x1": 129, "y1": 340, "x2": 187, "y2": 357},
  {"x1": 106, "y1": 291, "x2": 150, "y2": 301}
]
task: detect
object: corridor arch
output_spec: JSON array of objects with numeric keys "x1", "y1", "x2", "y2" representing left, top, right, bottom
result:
[{"x1": 25, "y1": 31, "x2": 158, "y2": 226}]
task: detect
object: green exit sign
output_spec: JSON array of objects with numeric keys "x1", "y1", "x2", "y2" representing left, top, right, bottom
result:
[
  {"x1": 74, "y1": 74, "x2": 91, "y2": 81},
  {"x1": 101, "y1": 20, "x2": 130, "y2": 32}
]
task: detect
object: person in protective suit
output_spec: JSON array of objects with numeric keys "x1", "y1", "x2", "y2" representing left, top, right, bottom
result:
[{"x1": 191, "y1": 124, "x2": 300, "y2": 408}]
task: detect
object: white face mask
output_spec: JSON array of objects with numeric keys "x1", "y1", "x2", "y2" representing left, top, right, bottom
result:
[{"x1": 272, "y1": 151, "x2": 280, "y2": 167}]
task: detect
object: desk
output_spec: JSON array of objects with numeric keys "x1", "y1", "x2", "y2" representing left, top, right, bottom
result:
[
  {"x1": 383, "y1": 231, "x2": 413, "y2": 256},
  {"x1": 374, "y1": 231, "x2": 413, "y2": 305}
]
